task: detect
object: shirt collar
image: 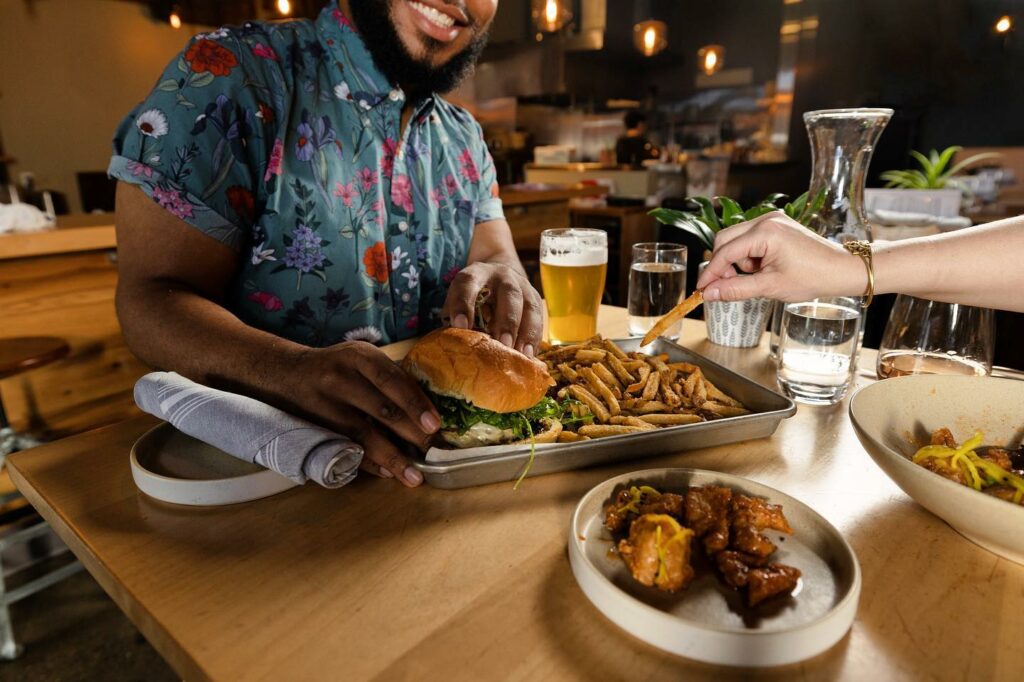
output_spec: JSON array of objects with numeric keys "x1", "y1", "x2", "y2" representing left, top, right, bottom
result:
[{"x1": 316, "y1": 3, "x2": 435, "y2": 117}]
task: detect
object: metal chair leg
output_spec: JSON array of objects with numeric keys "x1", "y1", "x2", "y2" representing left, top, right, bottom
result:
[{"x1": 0, "y1": 549, "x2": 23, "y2": 660}]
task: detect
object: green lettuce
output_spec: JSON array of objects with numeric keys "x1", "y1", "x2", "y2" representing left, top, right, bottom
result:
[{"x1": 429, "y1": 392, "x2": 590, "y2": 439}]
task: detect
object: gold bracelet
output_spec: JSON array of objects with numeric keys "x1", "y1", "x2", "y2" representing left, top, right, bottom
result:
[{"x1": 842, "y1": 240, "x2": 874, "y2": 307}]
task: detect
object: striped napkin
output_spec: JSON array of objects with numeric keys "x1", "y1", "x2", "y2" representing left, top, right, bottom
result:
[{"x1": 134, "y1": 372, "x2": 363, "y2": 488}]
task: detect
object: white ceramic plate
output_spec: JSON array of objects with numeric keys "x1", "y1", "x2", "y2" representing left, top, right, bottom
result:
[
  {"x1": 849, "y1": 374, "x2": 1024, "y2": 564},
  {"x1": 130, "y1": 422, "x2": 298, "y2": 506},
  {"x1": 568, "y1": 468, "x2": 860, "y2": 667}
]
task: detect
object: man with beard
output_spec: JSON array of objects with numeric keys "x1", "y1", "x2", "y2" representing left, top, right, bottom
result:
[{"x1": 109, "y1": 0, "x2": 538, "y2": 487}]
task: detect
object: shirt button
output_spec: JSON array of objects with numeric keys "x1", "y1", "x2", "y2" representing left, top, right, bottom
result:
[
  {"x1": 361, "y1": 117, "x2": 371, "y2": 127},
  {"x1": 398, "y1": 221, "x2": 409, "y2": 232},
  {"x1": 388, "y1": 89, "x2": 403, "y2": 102}
]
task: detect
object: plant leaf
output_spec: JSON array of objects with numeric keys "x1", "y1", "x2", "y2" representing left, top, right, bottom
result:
[
  {"x1": 688, "y1": 196, "x2": 722, "y2": 230},
  {"x1": 762, "y1": 192, "x2": 788, "y2": 207},
  {"x1": 718, "y1": 196, "x2": 743, "y2": 225},
  {"x1": 945, "y1": 151, "x2": 1003, "y2": 179}
]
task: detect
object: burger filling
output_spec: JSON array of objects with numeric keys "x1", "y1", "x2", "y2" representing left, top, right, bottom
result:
[{"x1": 428, "y1": 393, "x2": 589, "y2": 447}]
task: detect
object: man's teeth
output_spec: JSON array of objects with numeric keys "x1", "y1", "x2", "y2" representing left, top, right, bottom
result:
[{"x1": 409, "y1": 1, "x2": 456, "y2": 29}]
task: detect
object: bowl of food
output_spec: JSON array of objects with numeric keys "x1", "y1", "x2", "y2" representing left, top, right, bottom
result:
[{"x1": 849, "y1": 374, "x2": 1024, "y2": 564}]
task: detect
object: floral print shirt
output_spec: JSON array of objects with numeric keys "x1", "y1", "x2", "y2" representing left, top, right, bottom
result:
[{"x1": 109, "y1": 3, "x2": 503, "y2": 347}]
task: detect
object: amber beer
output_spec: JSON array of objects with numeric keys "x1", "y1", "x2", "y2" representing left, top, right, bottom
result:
[{"x1": 540, "y1": 228, "x2": 608, "y2": 344}]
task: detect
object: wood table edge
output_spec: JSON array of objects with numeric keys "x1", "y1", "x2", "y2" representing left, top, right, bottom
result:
[{"x1": 6, "y1": 421, "x2": 212, "y2": 682}]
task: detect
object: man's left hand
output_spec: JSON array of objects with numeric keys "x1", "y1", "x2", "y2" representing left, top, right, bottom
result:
[{"x1": 442, "y1": 262, "x2": 544, "y2": 357}]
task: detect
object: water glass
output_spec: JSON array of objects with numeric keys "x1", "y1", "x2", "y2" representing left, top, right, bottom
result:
[
  {"x1": 627, "y1": 242, "x2": 688, "y2": 338},
  {"x1": 876, "y1": 295, "x2": 994, "y2": 379},
  {"x1": 539, "y1": 228, "x2": 608, "y2": 344},
  {"x1": 777, "y1": 297, "x2": 863, "y2": 405}
]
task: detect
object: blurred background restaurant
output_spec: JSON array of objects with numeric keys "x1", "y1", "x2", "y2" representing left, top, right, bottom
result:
[{"x1": 0, "y1": 0, "x2": 1023, "y2": 677}]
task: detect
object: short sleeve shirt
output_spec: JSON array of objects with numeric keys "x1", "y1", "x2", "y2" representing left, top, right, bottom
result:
[{"x1": 109, "y1": 4, "x2": 503, "y2": 347}]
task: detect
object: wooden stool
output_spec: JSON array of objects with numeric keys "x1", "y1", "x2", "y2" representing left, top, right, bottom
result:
[
  {"x1": 0, "y1": 337, "x2": 70, "y2": 460},
  {"x1": 0, "y1": 337, "x2": 80, "y2": 660}
]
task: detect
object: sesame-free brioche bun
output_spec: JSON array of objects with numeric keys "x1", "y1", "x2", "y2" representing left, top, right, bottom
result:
[{"x1": 403, "y1": 328, "x2": 555, "y2": 413}]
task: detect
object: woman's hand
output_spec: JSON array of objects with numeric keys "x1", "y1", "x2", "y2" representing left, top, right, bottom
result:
[
  {"x1": 695, "y1": 211, "x2": 866, "y2": 302},
  {"x1": 284, "y1": 341, "x2": 443, "y2": 487},
  {"x1": 442, "y1": 261, "x2": 544, "y2": 357}
]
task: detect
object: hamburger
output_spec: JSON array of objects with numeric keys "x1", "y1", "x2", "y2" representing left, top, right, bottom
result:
[{"x1": 403, "y1": 328, "x2": 582, "y2": 448}]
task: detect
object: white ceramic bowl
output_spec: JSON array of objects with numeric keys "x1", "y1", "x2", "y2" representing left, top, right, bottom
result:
[
  {"x1": 849, "y1": 375, "x2": 1024, "y2": 564},
  {"x1": 568, "y1": 468, "x2": 860, "y2": 667}
]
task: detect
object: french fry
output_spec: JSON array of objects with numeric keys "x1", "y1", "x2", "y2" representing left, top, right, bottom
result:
[
  {"x1": 639, "y1": 413, "x2": 704, "y2": 425},
  {"x1": 580, "y1": 367, "x2": 621, "y2": 416},
  {"x1": 568, "y1": 385, "x2": 610, "y2": 423},
  {"x1": 641, "y1": 371, "x2": 661, "y2": 401},
  {"x1": 557, "y1": 362, "x2": 578, "y2": 382},
  {"x1": 650, "y1": 355, "x2": 670, "y2": 373},
  {"x1": 578, "y1": 424, "x2": 648, "y2": 437},
  {"x1": 622, "y1": 360, "x2": 646, "y2": 372},
  {"x1": 607, "y1": 354, "x2": 635, "y2": 385},
  {"x1": 682, "y1": 369, "x2": 701, "y2": 399},
  {"x1": 641, "y1": 290, "x2": 705, "y2": 347},
  {"x1": 668, "y1": 362, "x2": 701, "y2": 374},
  {"x1": 539, "y1": 343, "x2": 585, "y2": 362},
  {"x1": 575, "y1": 349, "x2": 607, "y2": 363},
  {"x1": 557, "y1": 431, "x2": 590, "y2": 443},
  {"x1": 701, "y1": 402, "x2": 751, "y2": 418},
  {"x1": 593, "y1": 362, "x2": 622, "y2": 392},
  {"x1": 602, "y1": 338, "x2": 630, "y2": 361},
  {"x1": 609, "y1": 416, "x2": 659, "y2": 430},
  {"x1": 634, "y1": 400, "x2": 672, "y2": 414},
  {"x1": 660, "y1": 380, "x2": 682, "y2": 407},
  {"x1": 693, "y1": 375, "x2": 708, "y2": 406},
  {"x1": 706, "y1": 382, "x2": 744, "y2": 407}
]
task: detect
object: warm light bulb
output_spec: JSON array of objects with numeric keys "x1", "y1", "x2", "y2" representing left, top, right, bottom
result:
[
  {"x1": 643, "y1": 27, "x2": 656, "y2": 52},
  {"x1": 277, "y1": 0, "x2": 292, "y2": 15},
  {"x1": 995, "y1": 15, "x2": 1012, "y2": 33},
  {"x1": 169, "y1": 11, "x2": 182, "y2": 29},
  {"x1": 545, "y1": 0, "x2": 558, "y2": 23},
  {"x1": 697, "y1": 45, "x2": 725, "y2": 75},
  {"x1": 704, "y1": 51, "x2": 717, "y2": 71}
]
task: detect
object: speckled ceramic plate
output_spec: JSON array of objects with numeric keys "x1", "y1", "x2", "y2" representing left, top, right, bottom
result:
[
  {"x1": 850, "y1": 374, "x2": 1024, "y2": 564},
  {"x1": 568, "y1": 468, "x2": 860, "y2": 667}
]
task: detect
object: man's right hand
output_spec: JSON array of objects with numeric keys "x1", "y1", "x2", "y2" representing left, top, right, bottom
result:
[{"x1": 285, "y1": 341, "x2": 441, "y2": 487}]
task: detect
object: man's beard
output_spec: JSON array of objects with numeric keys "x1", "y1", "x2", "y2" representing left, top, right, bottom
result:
[{"x1": 348, "y1": 0, "x2": 489, "y2": 95}]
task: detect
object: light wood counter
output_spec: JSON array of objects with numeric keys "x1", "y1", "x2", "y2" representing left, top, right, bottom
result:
[
  {"x1": 8, "y1": 307, "x2": 1023, "y2": 681},
  {"x1": 0, "y1": 213, "x2": 116, "y2": 261}
]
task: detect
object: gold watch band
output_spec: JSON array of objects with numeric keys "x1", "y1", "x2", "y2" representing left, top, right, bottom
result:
[{"x1": 842, "y1": 240, "x2": 874, "y2": 306}]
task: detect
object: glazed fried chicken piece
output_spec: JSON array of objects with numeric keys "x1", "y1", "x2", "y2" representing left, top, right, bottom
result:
[
  {"x1": 747, "y1": 564, "x2": 802, "y2": 606},
  {"x1": 931, "y1": 427, "x2": 957, "y2": 448},
  {"x1": 714, "y1": 550, "x2": 767, "y2": 588},
  {"x1": 617, "y1": 514, "x2": 695, "y2": 592},
  {"x1": 984, "y1": 485, "x2": 1024, "y2": 505},
  {"x1": 977, "y1": 447, "x2": 1014, "y2": 472},
  {"x1": 919, "y1": 457, "x2": 968, "y2": 485},
  {"x1": 685, "y1": 485, "x2": 733, "y2": 553},
  {"x1": 605, "y1": 486, "x2": 684, "y2": 533},
  {"x1": 729, "y1": 495, "x2": 794, "y2": 558}
]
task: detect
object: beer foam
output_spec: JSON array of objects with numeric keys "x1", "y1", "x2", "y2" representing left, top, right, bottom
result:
[{"x1": 540, "y1": 247, "x2": 607, "y2": 266}]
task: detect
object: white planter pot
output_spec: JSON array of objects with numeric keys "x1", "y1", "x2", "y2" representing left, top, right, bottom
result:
[
  {"x1": 864, "y1": 188, "x2": 962, "y2": 217},
  {"x1": 699, "y1": 263, "x2": 772, "y2": 348}
]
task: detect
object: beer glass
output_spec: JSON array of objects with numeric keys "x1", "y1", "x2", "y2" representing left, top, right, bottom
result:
[
  {"x1": 539, "y1": 228, "x2": 608, "y2": 344},
  {"x1": 627, "y1": 242, "x2": 687, "y2": 339}
]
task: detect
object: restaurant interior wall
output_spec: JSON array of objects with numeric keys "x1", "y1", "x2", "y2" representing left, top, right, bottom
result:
[{"x1": 0, "y1": 0, "x2": 213, "y2": 214}]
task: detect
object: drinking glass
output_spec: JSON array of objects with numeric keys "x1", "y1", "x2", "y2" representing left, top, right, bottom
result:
[
  {"x1": 876, "y1": 295, "x2": 994, "y2": 379},
  {"x1": 539, "y1": 228, "x2": 608, "y2": 344},
  {"x1": 627, "y1": 242, "x2": 688, "y2": 339},
  {"x1": 777, "y1": 296, "x2": 863, "y2": 405}
]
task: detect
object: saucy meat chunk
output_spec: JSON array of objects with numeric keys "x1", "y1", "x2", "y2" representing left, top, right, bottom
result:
[
  {"x1": 617, "y1": 513, "x2": 695, "y2": 592},
  {"x1": 747, "y1": 564, "x2": 802, "y2": 606},
  {"x1": 729, "y1": 494, "x2": 793, "y2": 558},
  {"x1": 685, "y1": 485, "x2": 732, "y2": 553},
  {"x1": 605, "y1": 486, "x2": 683, "y2": 533}
]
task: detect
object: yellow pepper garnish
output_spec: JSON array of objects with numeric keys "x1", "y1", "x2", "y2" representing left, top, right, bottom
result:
[{"x1": 912, "y1": 431, "x2": 1024, "y2": 501}]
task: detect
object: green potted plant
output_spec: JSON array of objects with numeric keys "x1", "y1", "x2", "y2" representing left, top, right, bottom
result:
[
  {"x1": 866, "y1": 146, "x2": 1001, "y2": 218},
  {"x1": 650, "y1": 193, "x2": 813, "y2": 347}
]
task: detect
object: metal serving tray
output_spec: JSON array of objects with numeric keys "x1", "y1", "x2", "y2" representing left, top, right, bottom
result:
[{"x1": 412, "y1": 337, "x2": 796, "y2": 489}]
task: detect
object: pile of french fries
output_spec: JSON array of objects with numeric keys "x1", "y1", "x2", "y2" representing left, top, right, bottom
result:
[{"x1": 537, "y1": 335, "x2": 750, "y2": 442}]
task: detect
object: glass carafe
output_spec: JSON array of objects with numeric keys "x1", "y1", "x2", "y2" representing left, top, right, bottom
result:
[{"x1": 803, "y1": 108, "x2": 893, "y2": 243}]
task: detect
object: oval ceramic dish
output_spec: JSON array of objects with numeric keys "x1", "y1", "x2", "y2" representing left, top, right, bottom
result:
[
  {"x1": 849, "y1": 374, "x2": 1024, "y2": 564},
  {"x1": 568, "y1": 468, "x2": 860, "y2": 667},
  {"x1": 130, "y1": 422, "x2": 298, "y2": 506}
]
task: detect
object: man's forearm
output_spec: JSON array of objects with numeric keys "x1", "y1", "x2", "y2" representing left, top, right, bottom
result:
[{"x1": 118, "y1": 281, "x2": 309, "y2": 406}]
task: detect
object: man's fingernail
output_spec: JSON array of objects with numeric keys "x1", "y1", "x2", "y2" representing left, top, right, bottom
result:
[
  {"x1": 421, "y1": 411, "x2": 441, "y2": 432},
  {"x1": 703, "y1": 287, "x2": 720, "y2": 301},
  {"x1": 379, "y1": 466, "x2": 394, "y2": 478},
  {"x1": 524, "y1": 344, "x2": 534, "y2": 357},
  {"x1": 403, "y1": 466, "x2": 424, "y2": 485},
  {"x1": 453, "y1": 314, "x2": 469, "y2": 328},
  {"x1": 500, "y1": 332, "x2": 513, "y2": 347}
]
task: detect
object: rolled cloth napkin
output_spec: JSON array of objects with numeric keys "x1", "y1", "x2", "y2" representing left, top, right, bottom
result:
[{"x1": 134, "y1": 372, "x2": 363, "y2": 488}]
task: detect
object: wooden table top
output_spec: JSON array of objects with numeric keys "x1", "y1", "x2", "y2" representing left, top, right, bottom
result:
[
  {"x1": 8, "y1": 307, "x2": 1022, "y2": 681},
  {"x1": 0, "y1": 213, "x2": 116, "y2": 261},
  {"x1": 0, "y1": 336, "x2": 70, "y2": 380}
]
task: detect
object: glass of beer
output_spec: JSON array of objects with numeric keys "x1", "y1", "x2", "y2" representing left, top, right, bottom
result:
[{"x1": 540, "y1": 228, "x2": 608, "y2": 344}]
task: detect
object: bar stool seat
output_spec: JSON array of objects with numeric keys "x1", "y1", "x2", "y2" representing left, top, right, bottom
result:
[{"x1": 0, "y1": 337, "x2": 70, "y2": 460}]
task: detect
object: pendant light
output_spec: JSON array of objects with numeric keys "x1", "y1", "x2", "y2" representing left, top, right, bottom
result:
[
  {"x1": 697, "y1": 44, "x2": 725, "y2": 75},
  {"x1": 634, "y1": 19, "x2": 668, "y2": 57},
  {"x1": 532, "y1": 0, "x2": 572, "y2": 33}
]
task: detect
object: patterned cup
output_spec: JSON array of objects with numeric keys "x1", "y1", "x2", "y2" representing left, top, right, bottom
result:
[{"x1": 700, "y1": 262, "x2": 772, "y2": 347}]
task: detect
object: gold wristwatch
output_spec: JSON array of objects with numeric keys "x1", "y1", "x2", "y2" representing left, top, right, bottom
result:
[{"x1": 842, "y1": 240, "x2": 874, "y2": 307}]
